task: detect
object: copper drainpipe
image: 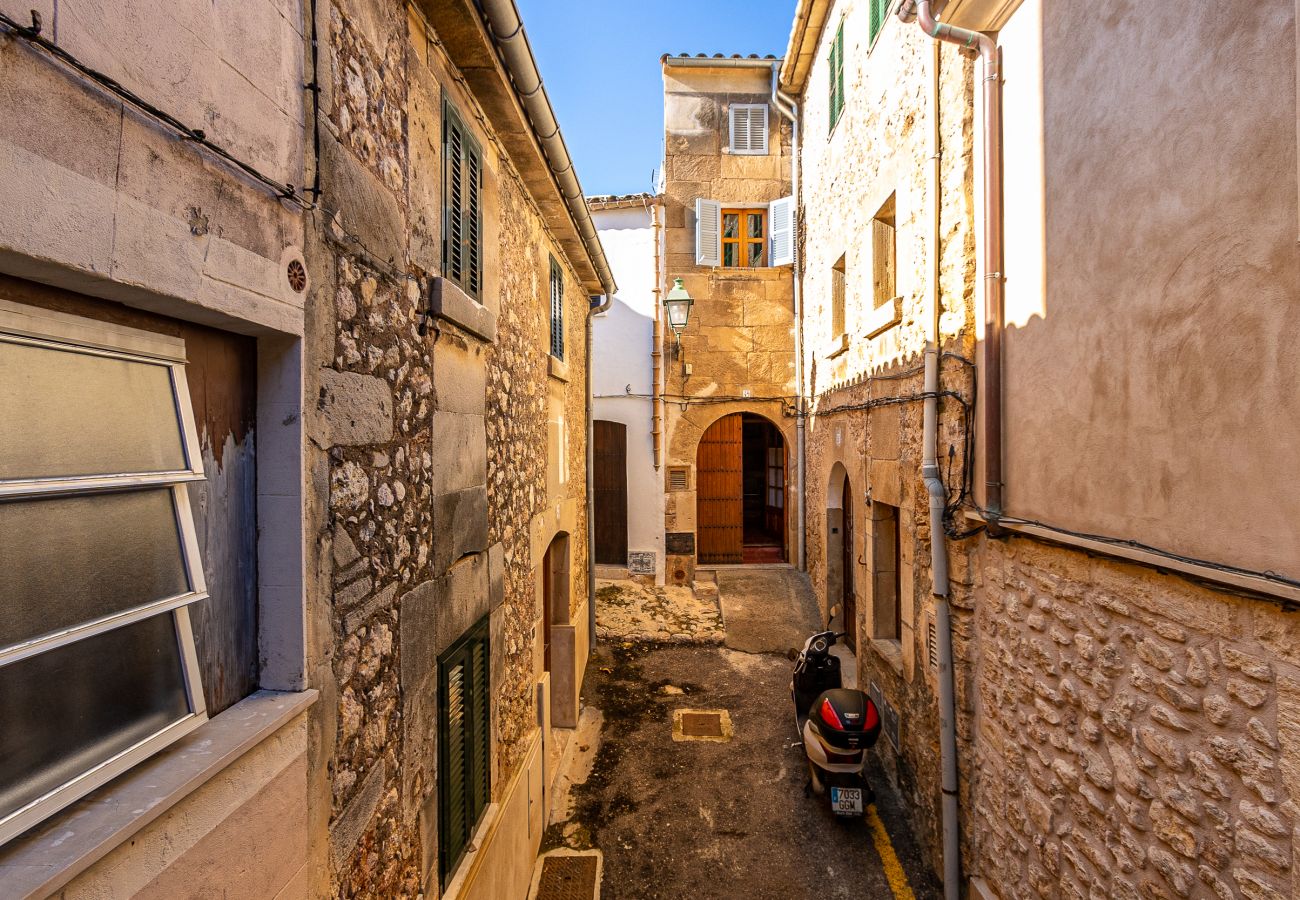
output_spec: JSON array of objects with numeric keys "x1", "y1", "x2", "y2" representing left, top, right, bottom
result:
[{"x1": 901, "y1": 0, "x2": 1004, "y2": 523}]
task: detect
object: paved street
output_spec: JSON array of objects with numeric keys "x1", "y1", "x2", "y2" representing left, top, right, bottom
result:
[{"x1": 546, "y1": 569, "x2": 940, "y2": 899}]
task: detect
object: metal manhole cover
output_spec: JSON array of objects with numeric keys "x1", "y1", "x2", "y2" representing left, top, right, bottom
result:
[
  {"x1": 672, "y1": 708, "x2": 733, "y2": 742},
  {"x1": 536, "y1": 855, "x2": 598, "y2": 900},
  {"x1": 681, "y1": 712, "x2": 723, "y2": 736}
]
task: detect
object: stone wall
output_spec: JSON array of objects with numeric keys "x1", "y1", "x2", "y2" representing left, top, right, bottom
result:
[
  {"x1": 304, "y1": 1, "x2": 595, "y2": 895},
  {"x1": 794, "y1": 0, "x2": 976, "y2": 875},
  {"x1": 659, "y1": 60, "x2": 797, "y2": 579},
  {"x1": 969, "y1": 538, "x2": 1300, "y2": 900}
]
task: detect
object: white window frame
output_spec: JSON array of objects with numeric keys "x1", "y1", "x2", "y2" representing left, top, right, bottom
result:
[
  {"x1": 0, "y1": 299, "x2": 209, "y2": 847},
  {"x1": 728, "y1": 103, "x2": 770, "y2": 155}
]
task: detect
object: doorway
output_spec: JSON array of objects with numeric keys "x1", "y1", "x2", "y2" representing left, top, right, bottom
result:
[
  {"x1": 827, "y1": 464, "x2": 856, "y2": 651},
  {"x1": 593, "y1": 420, "x2": 628, "y2": 565},
  {"x1": 697, "y1": 413, "x2": 786, "y2": 565}
]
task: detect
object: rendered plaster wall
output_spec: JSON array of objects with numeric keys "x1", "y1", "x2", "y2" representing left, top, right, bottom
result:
[
  {"x1": 795, "y1": 0, "x2": 977, "y2": 876},
  {"x1": 660, "y1": 61, "x2": 797, "y2": 579},
  {"x1": 592, "y1": 204, "x2": 665, "y2": 580},
  {"x1": 995, "y1": 0, "x2": 1300, "y2": 579},
  {"x1": 304, "y1": 1, "x2": 592, "y2": 895}
]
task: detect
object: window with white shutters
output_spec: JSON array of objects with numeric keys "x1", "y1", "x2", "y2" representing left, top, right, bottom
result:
[
  {"x1": 695, "y1": 198, "x2": 722, "y2": 267},
  {"x1": 728, "y1": 104, "x2": 769, "y2": 155},
  {"x1": 438, "y1": 615, "x2": 490, "y2": 887},
  {"x1": 769, "y1": 196, "x2": 795, "y2": 267},
  {"x1": 443, "y1": 100, "x2": 483, "y2": 300}
]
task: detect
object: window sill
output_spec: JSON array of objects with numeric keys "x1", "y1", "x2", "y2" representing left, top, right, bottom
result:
[
  {"x1": 864, "y1": 297, "x2": 902, "y2": 339},
  {"x1": 870, "y1": 638, "x2": 904, "y2": 677},
  {"x1": 548, "y1": 355, "x2": 570, "y2": 383},
  {"x1": 823, "y1": 332, "x2": 850, "y2": 359},
  {"x1": 429, "y1": 277, "x2": 497, "y2": 344},
  {"x1": 0, "y1": 689, "x2": 318, "y2": 899}
]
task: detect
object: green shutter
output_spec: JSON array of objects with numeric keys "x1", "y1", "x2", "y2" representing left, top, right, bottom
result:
[
  {"x1": 829, "y1": 20, "x2": 845, "y2": 132},
  {"x1": 870, "y1": 0, "x2": 888, "y2": 45},
  {"x1": 442, "y1": 101, "x2": 483, "y2": 299},
  {"x1": 438, "y1": 616, "x2": 491, "y2": 888}
]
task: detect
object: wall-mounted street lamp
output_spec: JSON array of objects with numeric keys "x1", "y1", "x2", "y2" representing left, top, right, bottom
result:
[{"x1": 664, "y1": 278, "x2": 694, "y2": 348}]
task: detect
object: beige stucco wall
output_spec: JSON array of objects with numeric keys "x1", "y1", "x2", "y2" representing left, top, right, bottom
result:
[
  {"x1": 995, "y1": 0, "x2": 1300, "y2": 578},
  {"x1": 660, "y1": 61, "x2": 797, "y2": 578}
]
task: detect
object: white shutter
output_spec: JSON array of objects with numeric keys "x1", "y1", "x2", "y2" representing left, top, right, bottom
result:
[
  {"x1": 769, "y1": 196, "x2": 794, "y2": 266},
  {"x1": 695, "y1": 198, "x2": 721, "y2": 267},
  {"x1": 729, "y1": 104, "x2": 769, "y2": 154}
]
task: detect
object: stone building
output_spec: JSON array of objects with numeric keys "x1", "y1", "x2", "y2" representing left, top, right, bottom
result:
[
  {"x1": 0, "y1": 1, "x2": 612, "y2": 898},
  {"x1": 780, "y1": 0, "x2": 1300, "y2": 898},
  {"x1": 780, "y1": 0, "x2": 978, "y2": 878},
  {"x1": 657, "y1": 54, "x2": 799, "y2": 586}
]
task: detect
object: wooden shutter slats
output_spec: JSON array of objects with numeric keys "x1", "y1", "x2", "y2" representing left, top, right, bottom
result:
[
  {"x1": 443, "y1": 103, "x2": 482, "y2": 299},
  {"x1": 438, "y1": 617, "x2": 491, "y2": 887}
]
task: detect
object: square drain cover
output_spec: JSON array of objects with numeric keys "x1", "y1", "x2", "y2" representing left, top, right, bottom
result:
[
  {"x1": 681, "y1": 712, "x2": 723, "y2": 736},
  {"x1": 672, "y1": 708, "x2": 733, "y2": 742},
  {"x1": 536, "y1": 854, "x2": 599, "y2": 900}
]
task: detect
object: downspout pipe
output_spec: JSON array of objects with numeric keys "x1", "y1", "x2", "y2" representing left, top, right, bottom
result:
[
  {"x1": 770, "y1": 63, "x2": 806, "y2": 572},
  {"x1": 899, "y1": 0, "x2": 1003, "y2": 523},
  {"x1": 900, "y1": 4, "x2": 1002, "y2": 898},
  {"x1": 586, "y1": 293, "x2": 612, "y2": 654}
]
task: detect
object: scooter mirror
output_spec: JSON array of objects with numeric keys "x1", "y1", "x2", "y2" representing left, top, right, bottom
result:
[
  {"x1": 786, "y1": 648, "x2": 799, "y2": 662},
  {"x1": 827, "y1": 603, "x2": 841, "y2": 628}
]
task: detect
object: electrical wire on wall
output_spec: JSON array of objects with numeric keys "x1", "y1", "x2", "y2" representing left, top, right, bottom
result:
[{"x1": 0, "y1": 10, "x2": 317, "y2": 210}]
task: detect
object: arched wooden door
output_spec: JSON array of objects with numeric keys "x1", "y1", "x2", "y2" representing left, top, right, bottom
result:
[{"x1": 697, "y1": 414, "x2": 744, "y2": 564}]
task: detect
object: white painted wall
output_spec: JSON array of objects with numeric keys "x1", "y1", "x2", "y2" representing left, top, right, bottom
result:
[{"x1": 591, "y1": 204, "x2": 664, "y2": 583}]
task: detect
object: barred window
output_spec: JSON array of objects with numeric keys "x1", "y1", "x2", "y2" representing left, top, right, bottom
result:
[
  {"x1": 438, "y1": 616, "x2": 490, "y2": 886},
  {"x1": 549, "y1": 255, "x2": 564, "y2": 361},
  {"x1": 443, "y1": 100, "x2": 483, "y2": 299},
  {"x1": 0, "y1": 300, "x2": 209, "y2": 846}
]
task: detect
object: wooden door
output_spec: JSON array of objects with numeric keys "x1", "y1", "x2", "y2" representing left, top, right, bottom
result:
[
  {"x1": 697, "y1": 414, "x2": 744, "y2": 564},
  {"x1": 542, "y1": 540, "x2": 553, "y2": 672},
  {"x1": 593, "y1": 421, "x2": 628, "y2": 565},
  {"x1": 764, "y1": 437, "x2": 786, "y2": 548},
  {"x1": 842, "y1": 479, "x2": 857, "y2": 652}
]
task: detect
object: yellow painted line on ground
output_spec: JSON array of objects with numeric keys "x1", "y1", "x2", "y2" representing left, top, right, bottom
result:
[{"x1": 867, "y1": 805, "x2": 917, "y2": 900}]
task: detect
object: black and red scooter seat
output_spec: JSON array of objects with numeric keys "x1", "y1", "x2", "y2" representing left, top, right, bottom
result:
[{"x1": 806, "y1": 688, "x2": 881, "y2": 751}]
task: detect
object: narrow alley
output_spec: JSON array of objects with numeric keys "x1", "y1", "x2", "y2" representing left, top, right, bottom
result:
[{"x1": 542, "y1": 569, "x2": 940, "y2": 899}]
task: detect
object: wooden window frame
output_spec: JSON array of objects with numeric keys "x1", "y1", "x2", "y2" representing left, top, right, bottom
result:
[
  {"x1": 437, "y1": 615, "x2": 491, "y2": 888},
  {"x1": 831, "y1": 254, "x2": 847, "y2": 337},
  {"x1": 721, "y1": 208, "x2": 767, "y2": 268},
  {"x1": 443, "y1": 99, "x2": 483, "y2": 300}
]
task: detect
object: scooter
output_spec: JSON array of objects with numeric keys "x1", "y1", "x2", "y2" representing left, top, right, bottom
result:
[{"x1": 789, "y1": 607, "x2": 881, "y2": 817}]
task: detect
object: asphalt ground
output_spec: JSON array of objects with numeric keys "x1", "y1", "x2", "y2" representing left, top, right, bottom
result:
[{"x1": 546, "y1": 636, "x2": 943, "y2": 900}]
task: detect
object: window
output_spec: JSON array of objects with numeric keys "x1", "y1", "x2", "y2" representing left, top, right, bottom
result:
[
  {"x1": 871, "y1": 502, "x2": 901, "y2": 641},
  {"x1": 872, "y1": 195, "x2": 897, "y2": 309},
  {"x1": 869, "y1": 0, "x2": 890, "y2": 46},
  {"x1": 549, "y1": 255, "x2": 564, "y2": 360},
  {"x1": 831, "y1": 254, "x2": 847, "y2": 337},
  {"x1": 668, "y1": 467, "x2": 689, "y2": 492},
  {"x1": 696, "y1": 199, "x2": 794, "y2": 268},
  {"x1": 828, "y1": 19, "x2": 845, "y2": 132},
  {"x1": 0, "y1": 301, "x2": 209, "y2": 846},
  {"x1": 438, "y1": 616, "x2": 490, "y2": 887},
  {"x1": 443, "y1": 100, "x2": 483, "y2": 299},
  {"x1": 722, "y1": 208, "x2": 766, "y2": 267},
  {"x1": 728, "y1": 104, "x2": 769, "y2": 155}
]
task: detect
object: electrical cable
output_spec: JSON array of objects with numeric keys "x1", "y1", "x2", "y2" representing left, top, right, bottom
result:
[{"x1": 0, "y1": 10, "x2": 316, "y2": 210}]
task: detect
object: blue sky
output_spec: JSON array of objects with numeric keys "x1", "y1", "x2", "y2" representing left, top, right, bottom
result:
[{"x1": 514, "y1": 0, "x2": 796, "y2": 197}]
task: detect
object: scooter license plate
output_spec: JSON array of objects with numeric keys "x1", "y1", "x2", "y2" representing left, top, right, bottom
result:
[{"x1": 831, "y1": 787, "x2": 864, "y2": 816}]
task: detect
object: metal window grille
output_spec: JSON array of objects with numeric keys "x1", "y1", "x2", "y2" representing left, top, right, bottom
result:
[
  {"x1": 669, "y1": 467, "x2": 689, "y2": 491},
  {"x1": 549, "y1": 255, "x2": 564, "y2": 360},
  {"x1": 0, "y1": 300, "x2": 209, "y2": 846},
  {"x1": 438, "y1": 616, "x2": 491, "y2": 887}
]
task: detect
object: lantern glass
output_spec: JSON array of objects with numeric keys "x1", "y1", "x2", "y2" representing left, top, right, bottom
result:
[{"x1": 664, "y1": 278, "x2": 693, "y2": 333}]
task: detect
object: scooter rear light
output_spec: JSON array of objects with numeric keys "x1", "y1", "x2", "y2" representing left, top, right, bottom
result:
[
  {"x1": 864, "y1": 700, "x2": 879, "y2": 732},
  {"x1": 820, "y1": 697, "x2": 844, "y2": 731},
  {"x1": 824, "y1": 748, "x2": 861, "y2": 764}
]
